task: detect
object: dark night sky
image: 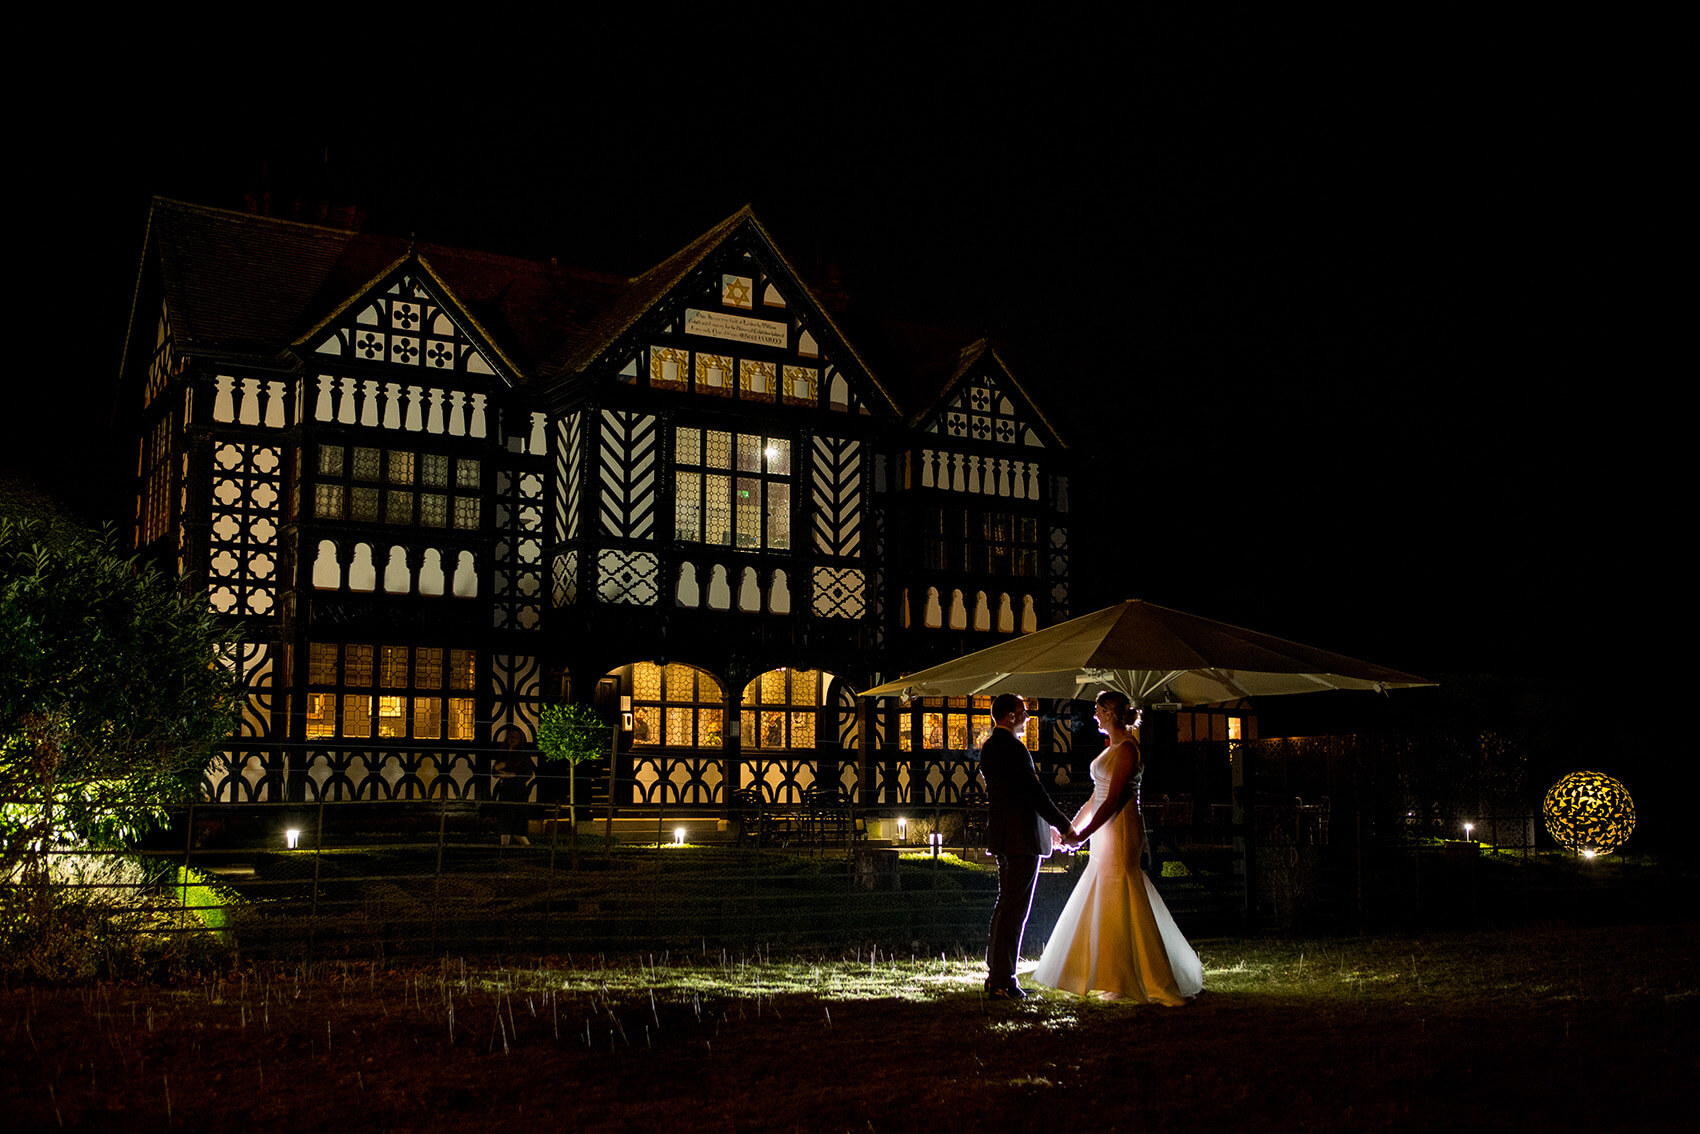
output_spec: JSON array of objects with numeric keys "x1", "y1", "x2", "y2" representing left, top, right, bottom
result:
[{"x1": 8, "y1": 14, "x2": 1682, "y2": 716}]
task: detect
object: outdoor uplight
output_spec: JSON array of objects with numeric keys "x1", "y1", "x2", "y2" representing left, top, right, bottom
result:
[
  {"x1": 284, "y1": 828, "x2": 301, "y2": 850},
  {"x1": 673, "y1": 827, "x2": 686, "y2": 846},
  {"x1": 1543, "y1": 771, "x2": 1636, "y2": 857},
  {"x1": 897, "y1": 817, "x2": 908, "y2": 843},
  {"x1": 1463, "y1": 822, "x2": 1474, "y2": 841},
  {"x1": 929, "y1": 832, "x2": 943, "y2": 859}
]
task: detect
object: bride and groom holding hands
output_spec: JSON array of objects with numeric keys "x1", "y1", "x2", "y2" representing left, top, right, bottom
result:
[{"x1": 981, "y1": 690, "x2": 1204, "y2": 1004}]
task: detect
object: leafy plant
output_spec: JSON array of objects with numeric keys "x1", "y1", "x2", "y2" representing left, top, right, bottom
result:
[
  {"x1": 536, "y1": 703, "x2": 611, "y2": 831},
  {"x1": 1, "y1": 504, "x2": 241, "y2": 953}
]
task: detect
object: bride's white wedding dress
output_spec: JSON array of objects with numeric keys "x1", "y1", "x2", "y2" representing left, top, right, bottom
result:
[{"x1": 1031, "y1": 747, "x2": 1203, "y2": 1004}]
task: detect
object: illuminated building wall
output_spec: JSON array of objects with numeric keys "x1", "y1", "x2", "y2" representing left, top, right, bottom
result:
[{"x1": 119, "y1": 200, "x2": 1080, "y2": 806}]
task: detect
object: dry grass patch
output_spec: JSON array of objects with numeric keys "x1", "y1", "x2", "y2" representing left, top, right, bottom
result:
[{"x1": 3, "y1": 923, "x2": 1694, "y2": 1131}]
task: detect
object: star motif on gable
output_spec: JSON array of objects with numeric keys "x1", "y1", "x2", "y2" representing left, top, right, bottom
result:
[{"x1": 723, "y1": 277, "x2": 752, "y2": 307}]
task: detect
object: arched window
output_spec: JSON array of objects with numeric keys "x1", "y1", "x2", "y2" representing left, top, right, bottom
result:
[
  {"x1": 618, "y1": 661, "x2": 724, "y2": 748},
  {"x1": 740, "y1": 668, "x2": 836, "y2": 751}
]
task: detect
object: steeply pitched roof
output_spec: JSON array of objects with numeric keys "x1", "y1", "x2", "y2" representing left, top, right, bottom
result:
[
  {"x1": 129, "y1": 199, "x2": 1059, "y2": 439},
  {"x1": 542, "y1": 205, "x2": 904, "y2": 418},
  {"x1": 140, "y1": 199, "x2": 628, "y2": 377}
]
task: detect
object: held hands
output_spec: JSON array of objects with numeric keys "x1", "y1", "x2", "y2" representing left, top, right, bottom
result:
[{"x1": 1051, "y1": 825, "x2": 1082, "y2": 852}]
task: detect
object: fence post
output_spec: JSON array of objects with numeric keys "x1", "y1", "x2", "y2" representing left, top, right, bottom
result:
[
  {"x1": 604, "y1": 763, "x2": 617, "y2": 863},
  {"x1": 308, "y1": 798, "x2": 325, "y2": 956},
  {"x1": 179, "y1": 801, "x2": 195, "y2": 929},
  {"x1": 547, "y1": 803, "x2": 559, "y2": 916},
  {"x1": 432, "y1": 796, "x2": 447, "y2": 953}
]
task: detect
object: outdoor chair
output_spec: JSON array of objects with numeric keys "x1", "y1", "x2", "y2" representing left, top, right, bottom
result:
[
  {"x1": 802, "y1": 785, "x2": 856, "y2": 844},
  {"x1": 960, "y1": 783, "x2": 989, "y2": 851},
  {"x1": 730, "y1": 787, "x2": 766, "y2": 847}
]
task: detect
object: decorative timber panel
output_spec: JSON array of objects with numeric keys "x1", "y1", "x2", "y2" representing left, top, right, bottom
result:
[
  {"x1": 810, "y1": 435, "x2": 863, "y2": 558},
  {"x1": 491, "y1": 654, "x2": 542, "y2": 743},
  {"x1": 597, "y1": 410, "x2": 659, "y2": 540},
  {"x1": 206, "y1": 441, "x2": 282, "y2": 616},
  {"x1": 313, "y1": 275, "x2": 497, "y2": 377}
]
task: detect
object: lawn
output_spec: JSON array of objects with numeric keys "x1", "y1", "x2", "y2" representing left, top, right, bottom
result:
[{"x1": 4, "y1": 921, "x2": 1694, "y2": 1131}]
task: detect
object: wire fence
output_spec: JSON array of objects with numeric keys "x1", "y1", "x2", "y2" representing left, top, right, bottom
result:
[
  {"x1": 21, "y1": 786, "x2": 1041, "y2": 965},
  {"x1": 12, "y1": 731, "x2": 1664, "y2": 966}
]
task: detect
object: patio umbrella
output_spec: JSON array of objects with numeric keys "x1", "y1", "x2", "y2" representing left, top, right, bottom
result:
[{"x1": 859, "y1": 599, "x2": 1432, "y2": 706}]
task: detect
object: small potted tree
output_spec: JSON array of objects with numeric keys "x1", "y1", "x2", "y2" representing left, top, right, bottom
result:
[{"x1": 535, "y1": 703, "x2": 609, "y2": 868}]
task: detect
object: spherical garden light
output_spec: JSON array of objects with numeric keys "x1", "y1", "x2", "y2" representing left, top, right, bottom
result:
[{"x1": 1542, "y1": 771, "x2": 1636, "y2": 857}]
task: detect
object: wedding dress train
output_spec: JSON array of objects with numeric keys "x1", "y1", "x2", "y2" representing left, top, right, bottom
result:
[{"x1": 1031, "y1": 750, "x2": 1203, "y2": 1004}]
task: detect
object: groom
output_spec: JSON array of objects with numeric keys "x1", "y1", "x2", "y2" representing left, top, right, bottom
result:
[{"x1": 979, "y1": 693, "x2": 1077, "y2": 1000}]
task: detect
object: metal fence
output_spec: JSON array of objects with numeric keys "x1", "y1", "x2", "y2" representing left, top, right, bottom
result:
[
  {"x1": 18, "y1": 777, "x2": 1038, "y2": 964},
  {"x1": 14, "y1": 730, "x2": 1653, "y2": 963}
]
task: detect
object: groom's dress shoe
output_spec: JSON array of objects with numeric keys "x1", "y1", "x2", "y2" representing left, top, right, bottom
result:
[{"x1": 987, "y1": 984, "x2": 1027, "y2": 1001}]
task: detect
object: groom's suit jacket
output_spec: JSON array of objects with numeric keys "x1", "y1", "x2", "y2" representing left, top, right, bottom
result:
[{"x1": 980, "y1": 728, "x2": 1073, "y2": 858}]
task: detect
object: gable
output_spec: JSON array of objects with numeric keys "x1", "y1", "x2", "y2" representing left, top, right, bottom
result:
[
  {"x1": 920, "y1": 355, "x2": 1054, "y2": 449},
  {"x1": 573, "y1": 212, "x2": 900, "y2": 421},
  {"x1": 303, "y1": 267, "x2": 513, "y2": 384}
]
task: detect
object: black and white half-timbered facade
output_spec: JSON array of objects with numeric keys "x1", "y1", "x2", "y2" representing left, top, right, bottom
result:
[{"x1": 119, "y1": 199, "x2": 1086, "y2": 813}]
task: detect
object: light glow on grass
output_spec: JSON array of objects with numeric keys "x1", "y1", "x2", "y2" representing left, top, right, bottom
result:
[{"x1": 474, "y1": 952, "x2": 994, "y2": 1003}]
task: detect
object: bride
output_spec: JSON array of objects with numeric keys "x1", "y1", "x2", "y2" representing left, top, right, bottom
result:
[{"x1": 1031, "y1": 690, "x2": 1203, "y2": 1004}]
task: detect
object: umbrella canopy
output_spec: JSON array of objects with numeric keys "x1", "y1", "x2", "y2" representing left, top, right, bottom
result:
[{"x1": 860, "y1": 600, "x2": 1433, "y2": 705}]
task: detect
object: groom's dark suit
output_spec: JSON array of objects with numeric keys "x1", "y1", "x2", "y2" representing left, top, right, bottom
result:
[{"x1": 980, "y1": 725, "x2": 1074, "y2": 992}]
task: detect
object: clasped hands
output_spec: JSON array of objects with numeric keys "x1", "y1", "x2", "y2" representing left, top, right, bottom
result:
[{"x1": 1051, "y1": 824, "x2": 1083, "y2": 853}]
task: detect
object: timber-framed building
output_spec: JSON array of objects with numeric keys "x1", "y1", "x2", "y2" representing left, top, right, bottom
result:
[{"x1": 119, "y1": 199, "x2": 1092, "y2": 813}]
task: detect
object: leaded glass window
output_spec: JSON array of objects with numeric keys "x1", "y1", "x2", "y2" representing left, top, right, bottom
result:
[
  {"x1": 674, "y1": 428, "x2": 791, "y2": 551},
  {"x1": 897, "y1": 696, "x2": 1034, "y2": 752},
  {"x1": 740, "y1": 668, "x2": 832, "y2": 750},
  {"x1": 624, "y1": 661, "x2": 725, "y2": 748},
  {"x1": 311, "y1": 444, "x2": 477, "y2": 528},
  {"x1": 302, "y1": 643, "x2": 476, "y2": 742}
]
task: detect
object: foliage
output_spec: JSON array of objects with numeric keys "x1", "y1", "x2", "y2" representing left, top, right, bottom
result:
[
  {"x1": 0, "y1": 854, "x2": 238, "y2": 980},
  {"x1": 0, "y1": 507, "x2": 242, "y2": 940},
  {"x1": 535, "y1": 702, "x2": 610, "y2": 766}
]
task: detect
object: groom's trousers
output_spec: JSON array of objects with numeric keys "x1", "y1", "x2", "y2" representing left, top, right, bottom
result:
[{"x1": 986, "y1": 852, "x2": 1042, "y2": 986}]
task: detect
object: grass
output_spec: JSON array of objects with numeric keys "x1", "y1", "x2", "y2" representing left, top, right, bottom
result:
[{"x1": 3, "y1": 921, "x2": 1694, "y2": 1131}]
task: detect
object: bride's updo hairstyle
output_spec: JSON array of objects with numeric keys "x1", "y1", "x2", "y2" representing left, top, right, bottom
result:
[{"x1": 1095, "y1": 690, "x2": 1135, "y2": 729}]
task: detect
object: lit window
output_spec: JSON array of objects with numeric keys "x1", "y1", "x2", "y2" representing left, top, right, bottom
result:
[
  {"x1": 308, "y1": 643, "x2": 338, "y2": 685},
  {"x1": 377, "y1": 696, "x2": 408, "y2": 738},
  {"x1": 314, "y1": 483, "x2": 344, "y2": 518},
  {"x1": 305, "y1": 693, "x2": 336, "y2": 738},
  {"x1": 904, "y1": 696, "x2": 1022, "y2": 752},
  {"x1": 448, "y1": 649, "x2": 475, "y2": 690},
  {"x1": 413, "y1": 697, "x2": 442, "y2": 740},
  {"x1": 342, "y1": 694, "x2": 372, "y2": 738},
  {"x1": 453, "y1": 495, "x2": 480, "y2": 529},
  {"x1": 299, "y1": 643, "x2": 474, "y2": 741},
  {"x1": 740, "y1": 668, "x2": 834, "y2": 750},
  {"x1": 448, "y1": 697, "x2": 476, "y2": 740},
  {"x1": 350, "y1": 487, "x2": 380, "y2": 522},
  {"x1": 420, "y1": 493, "x2": 447, "y2": 527},
  {"x1": 674, "y1": 428, "x2": 790, "y2": 551},
  {"x1": 625, "y1": 661, "x2": 724, "y2": 748}
]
